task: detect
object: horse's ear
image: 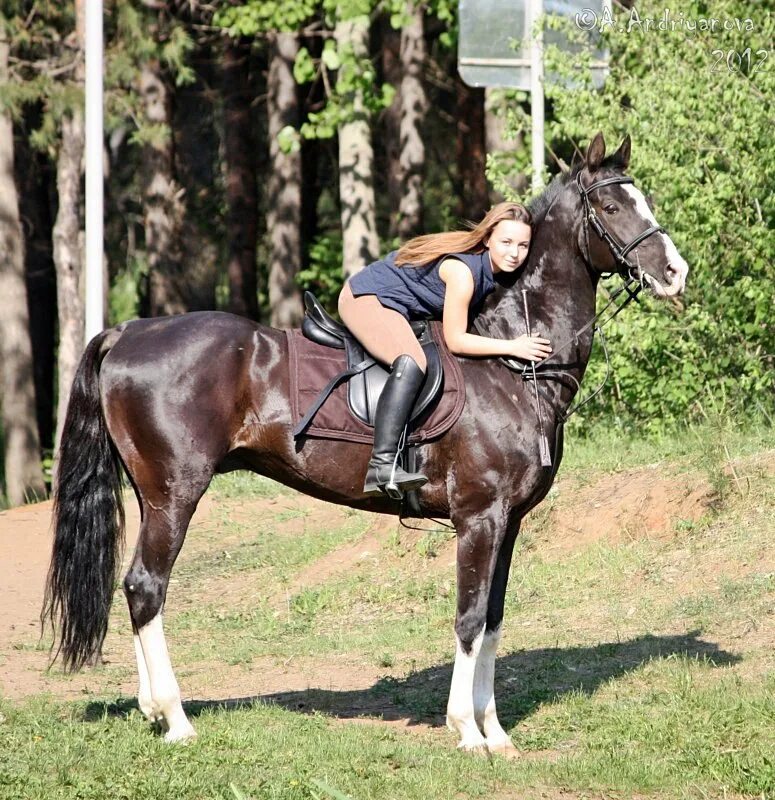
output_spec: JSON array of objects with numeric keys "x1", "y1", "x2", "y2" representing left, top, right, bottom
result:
[
  {"x1": 610, "y1": 134, "x2": 632, "y2": 169},
  {"x1": 586, "y1": 132, "x2": 606, "y2": 172}
]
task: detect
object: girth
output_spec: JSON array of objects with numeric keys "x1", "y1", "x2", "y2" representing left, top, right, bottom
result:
[{"x1": 293, "y1": 291, "x2": 444, "y2": 437}]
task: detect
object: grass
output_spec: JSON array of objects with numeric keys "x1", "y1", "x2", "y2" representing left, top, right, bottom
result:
[
  {"x1": 561, "y1": 413, "x2": 775, "y2": 480},
  {"x1": 5, "y1": 420, "x2": 775, "y2": 799}
]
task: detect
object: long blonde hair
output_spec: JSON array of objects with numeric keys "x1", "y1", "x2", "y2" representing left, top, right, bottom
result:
[{"x1": 395, "y1": 202, "x2": 532, "y2": 267}]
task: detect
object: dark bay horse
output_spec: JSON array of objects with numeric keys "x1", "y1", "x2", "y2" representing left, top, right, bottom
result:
[{"x1": 43, "y1": 133, "x2": 688, "y2": 749}]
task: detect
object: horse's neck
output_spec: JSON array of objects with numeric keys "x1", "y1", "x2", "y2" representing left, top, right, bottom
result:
[{"x1": 477, "y1": 197, "x2": 600, "y2": 408}]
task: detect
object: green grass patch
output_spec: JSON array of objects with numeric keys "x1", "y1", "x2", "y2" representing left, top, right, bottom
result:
[
  {"x1": 210, "y1": 472, "x2": 291, "y2": 501},
  {"x1": 7, "y1": 425, "x2": 774, "y2": 799}
]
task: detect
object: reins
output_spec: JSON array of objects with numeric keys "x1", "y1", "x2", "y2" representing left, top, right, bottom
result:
[{"x1": 477, "y1": 170, "x2": 666, "y2": 433}]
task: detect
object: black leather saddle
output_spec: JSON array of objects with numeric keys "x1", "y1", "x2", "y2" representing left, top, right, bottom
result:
[{"x1": 293, "y1": 291, "x2": 443, "y2": 437}]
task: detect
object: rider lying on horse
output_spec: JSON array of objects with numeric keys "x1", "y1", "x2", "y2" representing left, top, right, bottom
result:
[{"x1": 337, "y1": 204, "x2": 553, "y2": 497}]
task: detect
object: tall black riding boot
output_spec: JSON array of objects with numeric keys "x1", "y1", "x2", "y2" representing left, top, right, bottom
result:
[{"x1": 363, "y1": 354, "x2": 428, "y2": 498}]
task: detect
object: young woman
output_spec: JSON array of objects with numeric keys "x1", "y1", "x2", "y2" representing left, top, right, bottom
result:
[{"x1": 338, "y1": 202, "x2": 552, "y2": 497}]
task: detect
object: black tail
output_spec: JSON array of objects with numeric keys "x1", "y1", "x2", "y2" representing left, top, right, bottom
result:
[{"x1": 41, "y1": 329, "x2": 126, "y2": 671}]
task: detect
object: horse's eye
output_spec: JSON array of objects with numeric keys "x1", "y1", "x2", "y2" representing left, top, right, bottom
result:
[{"x1": 604, "y1": 205, "x2": 618, "y2": 215}]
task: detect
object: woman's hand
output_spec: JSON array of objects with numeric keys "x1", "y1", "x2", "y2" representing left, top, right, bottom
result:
[{"x1": 509, "y1": 334, "x2": 552, "y2": 362}]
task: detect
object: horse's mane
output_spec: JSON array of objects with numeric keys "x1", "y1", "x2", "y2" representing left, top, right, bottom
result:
[
  {"x1": 527, "y1": 153, "x2": 625, "y2": 225},
  {"x1": 527, "y1": 168, "x2": 574, "y2": 224}
]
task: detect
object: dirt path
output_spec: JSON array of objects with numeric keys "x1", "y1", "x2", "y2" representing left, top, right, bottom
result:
[{"x1": 0, "y1": 459, "x2": 729, "y2": 705}]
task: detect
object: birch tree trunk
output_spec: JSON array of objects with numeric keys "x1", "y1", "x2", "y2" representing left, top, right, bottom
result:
[
  {"x1": 0, "y1": 32, "x2": 46, "y2": 505},
  {"x1": 52, "y1": 0, "x2": 85, "y2": 458},
  {"x1": 139, "y1": 60, "x2": 187, "y2": 317},
  {"x1": 397, "y1": 3, "x2": 427, "y2": 241},
  {"x1": 53, "y1": 111, "x2": 86, "y2": 455},
  {"x1": 335, "y1": 13, "x2": 379, "y2": 278},
  {"x1": 266, "y1": 32, "x2": 303, "y2": 328},
  {"x1": 223, "y1": 38, "x2": 259, "y2": 320}
]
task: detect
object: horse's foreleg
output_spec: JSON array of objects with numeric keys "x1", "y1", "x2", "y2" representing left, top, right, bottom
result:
[
  {"x1": 447, "y1": 624, "x2": 487, "y2": 750},
  {"x1": 132, "y1": 631, "x2": 157, "y2": 722},
  {"x1": 446, "y1": 509, "x2": 507, "y2": 752},
  {"x1": 474, "y1": 520, "x2": 521, "y2": 756},
  {"x1": 124, "y1": 504, "x2": 198, "y2": 743}
]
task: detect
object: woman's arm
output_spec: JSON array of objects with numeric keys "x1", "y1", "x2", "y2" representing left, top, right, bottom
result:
[{"x1": 439, "y1": 258, "x2": 552, "y2": 361}]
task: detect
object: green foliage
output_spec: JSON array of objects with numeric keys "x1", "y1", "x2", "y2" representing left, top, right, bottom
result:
[
  {"x1": 214, "y1": 1, "x2": 395, "y2": 143},
  {"x1": 214, "y1": 0, "x2": 318, "y2": 35},
  {"x1": 496, "y1": 0, "x2": 775, "y2": 430},
  {"x1": 296, "y1": 233, "x2": 345, "y2": 311}
]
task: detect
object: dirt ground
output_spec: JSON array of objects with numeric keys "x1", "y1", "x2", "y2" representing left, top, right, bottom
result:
[{"x1": 0, "y1": 458, "x2": 731, "y2": 710}]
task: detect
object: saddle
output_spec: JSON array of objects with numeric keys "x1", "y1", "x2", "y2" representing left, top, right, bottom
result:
[{"x1": 288, "y1": 291, "x2": 465, "y2": 446}]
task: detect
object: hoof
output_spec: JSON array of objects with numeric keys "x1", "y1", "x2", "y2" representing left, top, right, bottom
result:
[
  {"x1": 487, "y1": 739, "x2": 521, "y2": 759},
  {"x1": 138, "y1": 696, "x2": 161, "y2": 723},
  {"x1": 458, "y1": 742, "x2": 491, "y2": 758},
  {"x1": 164, "y1": 725, "x2": 197, "y2": 744}
]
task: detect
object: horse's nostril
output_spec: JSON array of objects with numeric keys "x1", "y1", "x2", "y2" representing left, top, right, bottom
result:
[{"x1": 664, "y1": 264, "x2": 678, "y2": 281}]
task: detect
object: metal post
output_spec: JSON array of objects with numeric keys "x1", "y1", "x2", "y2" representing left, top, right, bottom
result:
[
  {"x1": 84, "y1": 0, "x2": 104, "y2": 342},
  {"x1": 528, "y1": 0, "x2": 544, "y2": 191}
]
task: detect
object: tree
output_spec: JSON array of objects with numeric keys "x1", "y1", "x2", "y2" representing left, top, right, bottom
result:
[
  {"x1": 139, "y1": 57, "x2": 187, "y2": 316},
  {"x1": 397, "y1": 2, "x2": 427, "y2": 240},
  {"x1": 266, "y1": 31, "x2": 304, "y2": 327},
  {"x1": 0, "y1": 28, "x2": 46, "y2": 505},
  {"x1": 223, "y1": 36, "x2": 260, "y2": 319},
  {"x1": 379, "y1": 15, "x2": 402, "y2": 238},
  {"x1": 52, "y1": 0, "x2": 85, "y2": 456},
  {"x1": 530, "y1": 0, "x2": 775, "y2": 427},
  {"x1": 454, "y1": 76, "x2": 488, "y2": 222},
  {"x1": 335, "y1": 7, "x2": 379, "y2": 277}
]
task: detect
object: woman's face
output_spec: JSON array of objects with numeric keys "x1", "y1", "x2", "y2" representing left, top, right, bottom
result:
[{"x1": 486, "y1": 220, "x2": 532, "y2": 273}]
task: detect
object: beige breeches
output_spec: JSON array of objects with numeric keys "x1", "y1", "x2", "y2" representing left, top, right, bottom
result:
[{"x1": 337, "y1": 282, "x2": 427, "y2": 371}]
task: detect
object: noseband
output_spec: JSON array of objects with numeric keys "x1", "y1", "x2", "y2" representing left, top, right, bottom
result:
[{"x1": 576, "y1": 172, "x2": 666, "y2": 282}]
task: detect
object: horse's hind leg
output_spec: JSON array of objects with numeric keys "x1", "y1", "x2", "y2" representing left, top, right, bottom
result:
[
  {"x1": 124, "y1": 498, "x2": 203, "y2": 742},
  {"x1": 474, "y1": 520, "x2": 521, "y2": 756}
]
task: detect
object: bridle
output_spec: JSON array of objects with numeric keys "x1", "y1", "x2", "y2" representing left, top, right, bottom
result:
[
  {"x1": 404, "y1": 170, "x2": 669, "y2": 529},
  {"x1": 576, "y1": 171, "x2": 666, "y2": 283},
  {"x1": 485, "y1": 169, "x2": 669, "y2": 432}
]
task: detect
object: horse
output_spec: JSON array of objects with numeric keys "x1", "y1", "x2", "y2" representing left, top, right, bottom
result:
[{"x1": 42, "y1": 132, "x2": 688, "y2": 751}]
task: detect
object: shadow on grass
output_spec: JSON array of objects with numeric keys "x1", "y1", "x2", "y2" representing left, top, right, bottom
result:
[{"x1": 83, "y1": 630, "x2": 739, "y2": 729}]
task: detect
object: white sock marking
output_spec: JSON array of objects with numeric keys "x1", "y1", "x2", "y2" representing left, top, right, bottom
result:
[
  {"x1": 447, "y1": 626, "x2": 487, "y2": 749},
  {"x1": 133, "y1": 633, "x2": 156, "y2": 721},
  {"x1": 473, "y1": 627, "x2": 512, "y2": 748},
  {"x1": 137, "y1": 614, "x2": 196, "y2": 742}
]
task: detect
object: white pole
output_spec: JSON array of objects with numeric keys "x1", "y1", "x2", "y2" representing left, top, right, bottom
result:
[
  {"x1": 84, "y1": 0, "x2": 104, "y2": 342},
  {"x1": 528, "y1": 0, "x2": 544, "y2": 191}
]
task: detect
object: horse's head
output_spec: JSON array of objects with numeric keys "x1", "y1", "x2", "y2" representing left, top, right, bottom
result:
[{"x1": 576, "y1": 132, "x2": 688, "y2": 298}]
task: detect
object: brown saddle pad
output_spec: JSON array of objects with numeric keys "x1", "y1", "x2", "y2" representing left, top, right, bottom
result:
[{"x1": 286, "y1": 321, "x2": 465, "y2": 445}]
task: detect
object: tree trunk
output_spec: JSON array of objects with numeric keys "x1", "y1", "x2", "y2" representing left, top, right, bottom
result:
[
  {"x1": 455, "y1": 77, "x2": 488, "y2": 222},
  {"x1": 223, "y1": 37, "x2": 259, "y2": 320},
  {"x1": 380, "y1": 17, "x2": 402, "y2": 238},
  {"x1": 0, "y1": 34, "x2": 46, "y2": 505},
  {"x1": 172, "y1": 43, "x2": 219, "y2": 311},
  {"x1": 299, "y1": 28, "x2": 324, "y2": 263},
  {"x1": 52, "y1": 111, "x2": 86, "y2": 455},
  {"x1": 139, "y1": 60, "x2": 187, "y2": 317},
  {"x1": 484, "y1": 88, "x2": 528, "y2": 202},
  {"x1": 18, "y1": 116, "x2": 57, "y2": 454},
  {"x1": 397, "y1": 3, "x2": 427, "y2": 241},
  {"x1": 335, "y1": 13, "x2": 379, "y2": 278},
  {"x1": 266, "y1": 32, "x2": 303, "y2": 328}
]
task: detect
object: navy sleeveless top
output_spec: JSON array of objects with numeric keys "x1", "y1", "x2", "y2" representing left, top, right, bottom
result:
[{"x1": 348, "y1": 250, "x2": 495, "y2": 320}]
